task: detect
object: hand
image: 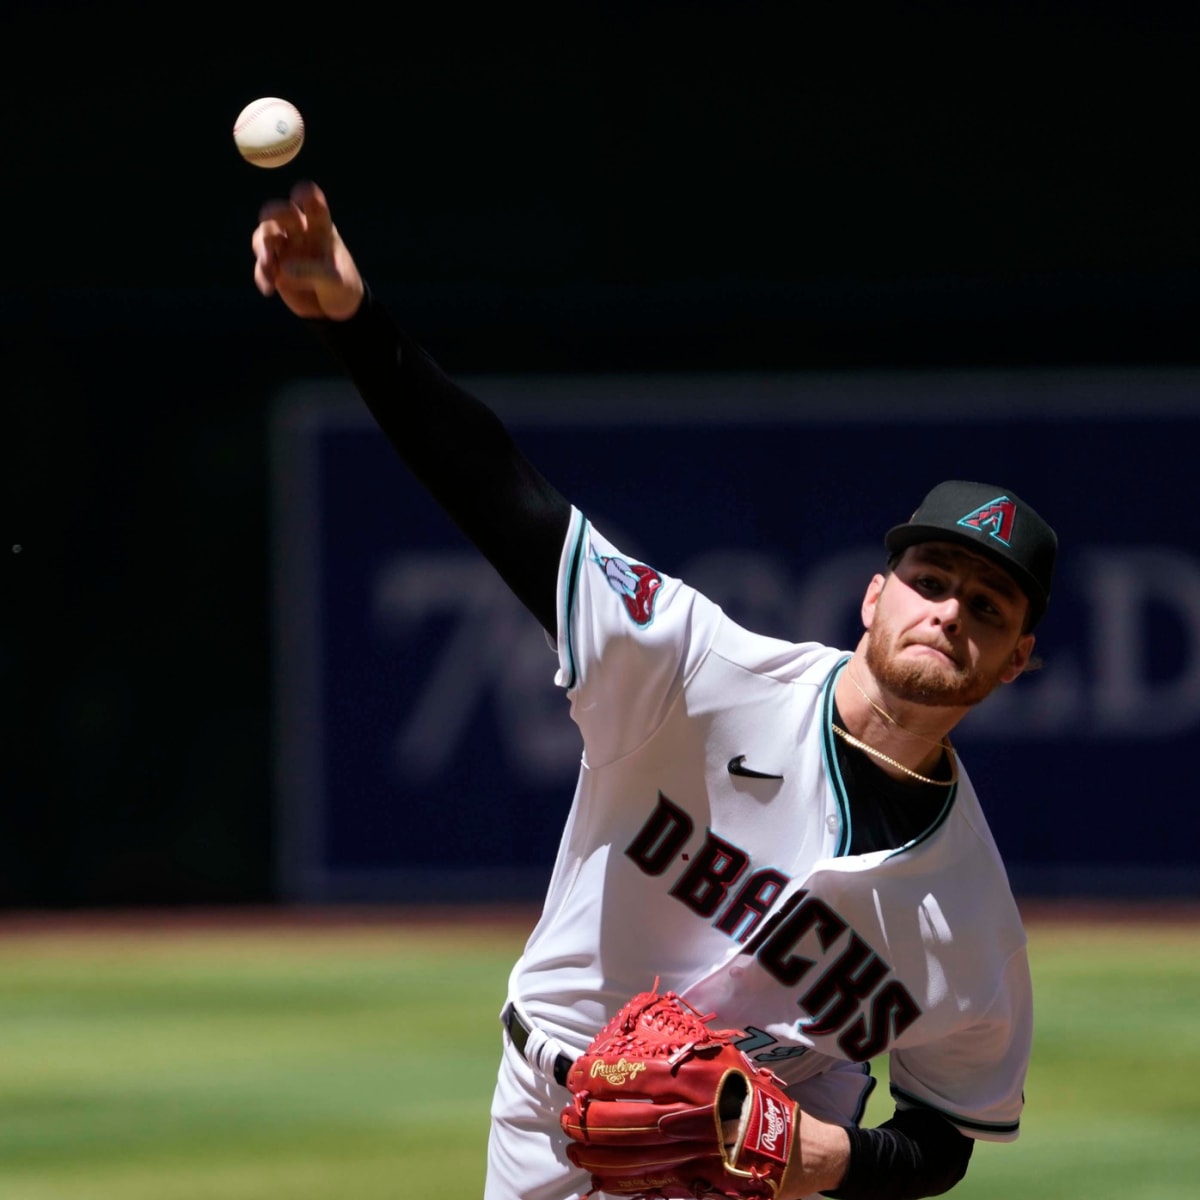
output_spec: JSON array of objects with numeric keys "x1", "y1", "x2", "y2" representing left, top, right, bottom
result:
[
  {"x1": 251, "y1": 181, "x2": 364, "y2": 321},
  {"x1": 777, "y1": 1110, "x2": 850, "y2": 1200}
]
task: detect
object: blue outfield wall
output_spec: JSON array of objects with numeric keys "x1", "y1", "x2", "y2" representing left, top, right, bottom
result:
[{"x1": 270, "y1": 369, "x2": 1200, "y2": 903}]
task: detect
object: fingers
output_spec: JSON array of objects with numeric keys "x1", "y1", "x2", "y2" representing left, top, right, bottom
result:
[
  {"x1": 257, "y1": 197, "x2": 306, "y2": 236},
  {"x1": 250, "y1": 184, "x2": 326, "y2": 295},
  {"x1": 256, "y1": 181, "x2": 333, "y2": 240},
  {"x1": 251, "y1": 182, "x2": 333, "y2": 276},
  {"x1": 253, "y1": 256, "x2": 276, "y2": 297},
  {"x1": 251, "y1": 218, "x2": 288, "y2": 295},
  {"x1": 291, "y1": 180, "x2": 333, "y2": 238},
  {"x1": 251, "y1": 219, "x2": 287, "y2": 258}
]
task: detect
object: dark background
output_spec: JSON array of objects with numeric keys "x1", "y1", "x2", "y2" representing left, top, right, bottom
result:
[{"x1": 2, "y1": 2, "x2": 1198, "y2": 907}]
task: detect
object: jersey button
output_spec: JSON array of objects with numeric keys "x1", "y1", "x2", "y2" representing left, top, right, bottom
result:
[{"x1": 826, "y1": 814, "x2": 839, "y2": 833}]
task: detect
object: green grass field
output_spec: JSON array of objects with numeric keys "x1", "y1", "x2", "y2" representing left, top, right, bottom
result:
[{"x1": 0, "y1": 909, "x2": 1195, "y2": 1199}]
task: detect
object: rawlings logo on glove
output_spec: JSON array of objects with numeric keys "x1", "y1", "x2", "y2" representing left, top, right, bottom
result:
[
  {"x1": 590, "y1": 1058, "x2": 649, "y2": 1086},
  {"x1": 559, "y1": 986, "x2": 798, "y2": 1198}
]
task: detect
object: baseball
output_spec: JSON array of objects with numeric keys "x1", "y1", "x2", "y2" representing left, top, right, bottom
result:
[{"x1": 233, "y1": 97, "x2": 305, "y2": 168}]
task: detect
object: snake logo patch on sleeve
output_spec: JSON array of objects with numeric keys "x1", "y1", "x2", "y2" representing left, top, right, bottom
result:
[{"x1": 592, "y1": 545, "x2": 663, "y2": 627}]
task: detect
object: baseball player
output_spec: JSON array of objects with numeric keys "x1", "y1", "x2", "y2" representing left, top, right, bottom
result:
[{"x1": 252, "y1": 182, "x2": 1057, "y2": 1200}]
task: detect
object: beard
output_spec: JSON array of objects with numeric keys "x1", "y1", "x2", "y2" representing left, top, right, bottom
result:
[{"x1": 864, "y1": 623, "x2": 1007, "y2": 709}]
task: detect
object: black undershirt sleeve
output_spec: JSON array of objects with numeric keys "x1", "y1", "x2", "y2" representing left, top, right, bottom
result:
[
  {"x1": 309, "y1": 291, "x2": 571, "y2": 636},
  {"x1": 313, "y1": 292, "x2": 976, "y2": 1200},
  {"x1": 823, "y1": 1107, "x2": 974, "y2": 1200}
]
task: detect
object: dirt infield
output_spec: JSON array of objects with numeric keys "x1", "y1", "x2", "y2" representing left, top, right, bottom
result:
[{"x1": 0, "y1": 898, "x2": 1195, "y2": 940}]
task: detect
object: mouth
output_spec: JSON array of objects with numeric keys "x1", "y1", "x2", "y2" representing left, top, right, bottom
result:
[{"x1": 905, "y1": 640, "x2": 961, "y2": 668}]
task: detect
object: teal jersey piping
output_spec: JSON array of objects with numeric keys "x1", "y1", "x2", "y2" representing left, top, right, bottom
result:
[
  {"x1": 559, "y1": 516, "x2": 589, "y2": 691},
  {"x1": 890, "y1": 1081, "x2": 1020, "y2": 1136},
  {"x1": 884, "y1": 767, "x2": 958, "y2": 860},
  {"x1": 820, "y1": 654, "x2": 960, "y2": 861},
  {"x1": 819, "y1": 655, "x2": 854, "y2": 858}
]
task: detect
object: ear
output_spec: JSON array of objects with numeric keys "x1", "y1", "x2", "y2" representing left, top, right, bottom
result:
[
  {"x1": 1000, "y1": 634, "x2": 1036, "y2": 684},
  {"x1": 861, "y1": 574, "x2": 887, "y2": 630}
]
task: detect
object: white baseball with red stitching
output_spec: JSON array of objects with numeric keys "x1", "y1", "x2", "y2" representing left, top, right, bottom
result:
[{"x1": 233, "y1": 97, "x2": 305, "y2": 168}]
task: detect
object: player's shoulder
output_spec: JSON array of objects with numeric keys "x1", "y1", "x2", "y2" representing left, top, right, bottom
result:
[{"x1": 707, "y1": 615, "x2": 845, "y2": 686}]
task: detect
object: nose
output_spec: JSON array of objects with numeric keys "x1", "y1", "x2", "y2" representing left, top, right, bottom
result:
[{"x1": 930, "y1": 594, "x2": 962, "y2": 631}]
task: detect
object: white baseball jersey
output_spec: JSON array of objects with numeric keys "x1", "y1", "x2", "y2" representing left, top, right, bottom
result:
[{"x1": 487, "y1": 510, "x2": 1032, "y2": 1200}]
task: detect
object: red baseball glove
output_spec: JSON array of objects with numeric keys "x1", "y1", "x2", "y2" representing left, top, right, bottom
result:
[{"x1": 560, "y1": 986, "x2": 797, "y2": 1198}]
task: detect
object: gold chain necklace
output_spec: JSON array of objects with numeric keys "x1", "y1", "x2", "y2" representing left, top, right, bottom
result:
[
  {"x1": 836, "y1": 665, "x2": 958, "y2": 786},
  {"x1": 831, "y1": 723, "x2": 959, "y2": 787},
  {"x1": 845, "y1": 666, "x2": 949, "y2": 750}
]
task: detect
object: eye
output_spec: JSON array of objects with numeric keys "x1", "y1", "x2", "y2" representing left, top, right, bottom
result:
[
  {"x1": 913, "y1": 574, "x2": 945, "y2": 594},
  {"x1": 971, "y1": 593, "x2": 1005, "y2": 620}
]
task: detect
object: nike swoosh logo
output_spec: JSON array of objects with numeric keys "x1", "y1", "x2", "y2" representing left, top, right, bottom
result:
[{"x1": 727, "y1": 755, "x2": 784, "y2": 780}]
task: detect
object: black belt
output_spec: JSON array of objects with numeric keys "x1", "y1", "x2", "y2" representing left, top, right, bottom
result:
[{"x1": 502, "y1": 1002, "x2": 573, "y2": 1087}]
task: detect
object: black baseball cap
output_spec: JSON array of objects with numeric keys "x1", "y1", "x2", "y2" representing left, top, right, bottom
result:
[{"x1": 884, "y1": 480, "x2": 1057, "y2": 628}]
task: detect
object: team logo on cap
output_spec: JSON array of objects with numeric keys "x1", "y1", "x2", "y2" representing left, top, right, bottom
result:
[{"x1": 957, "y1": 496, "x2": 1016, "y2": 546}]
